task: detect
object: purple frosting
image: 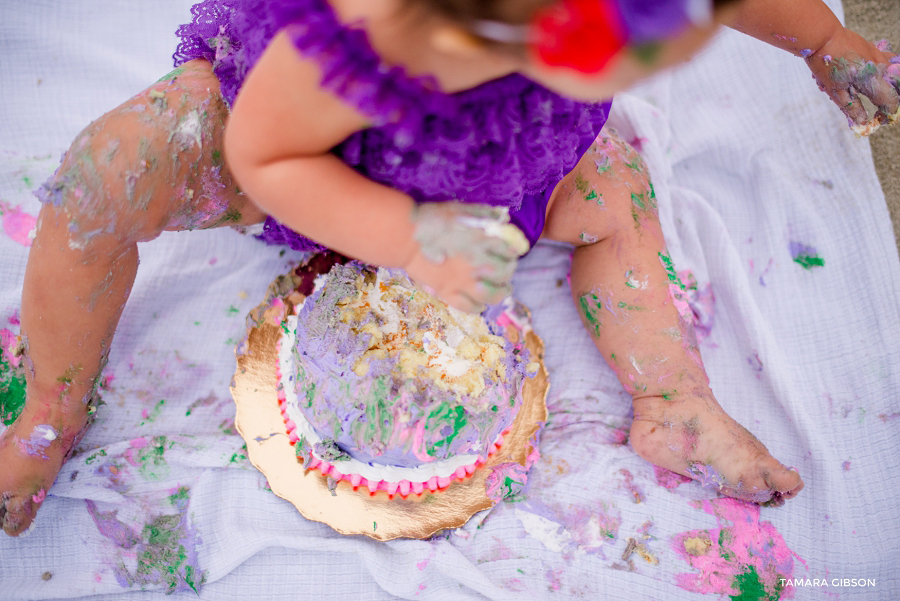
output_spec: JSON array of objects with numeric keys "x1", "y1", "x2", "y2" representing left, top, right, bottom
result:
[
  {"x1": 173, "y1": 0, "x2": 610, "y2": 250},
  {"x1": 288, "y1": 263, "x2": 529, "y2": 468},
  {"x1": 615, "y1": 0, "x2": 711, "y2": 43}
]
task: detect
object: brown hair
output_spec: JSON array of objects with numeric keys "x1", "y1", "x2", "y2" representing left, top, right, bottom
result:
[
  {"x1": 410, "y1": 0, "x2": 744, "y2": 26},
  {"x1": 412, "y1": 0, "x2": 552, "y2": 25},
  {"x1": 406, "y1": 0, "x2": 745, "y2": 48}
]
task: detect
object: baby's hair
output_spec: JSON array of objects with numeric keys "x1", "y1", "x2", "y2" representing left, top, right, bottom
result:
[
  {"x1": 408, "y1": 0, "x2": 746, "y2": 48},
  {"x1": 411, "y1": 0, "x2": 553, "y2": 26}
]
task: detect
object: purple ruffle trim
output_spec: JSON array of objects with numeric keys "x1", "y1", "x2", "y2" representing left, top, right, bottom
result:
[
  {"x1": 615, "y1": 0, "x2": 700, "y2": 43},
  {"x1": 259, "y1": 217, "x2": 326, "y2": 253},
  {"x1": 283, "y1": 14, "x2": 445, "y2": 128},
  {"x1": 173, "y1": 0, "x2": 611, "y2": 252}
]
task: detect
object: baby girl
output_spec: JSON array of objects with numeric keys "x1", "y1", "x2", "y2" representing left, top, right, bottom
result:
[{"x1": 1, "y1": 0, "x2": 898, "y2": 536}]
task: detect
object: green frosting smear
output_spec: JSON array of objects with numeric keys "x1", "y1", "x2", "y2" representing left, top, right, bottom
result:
[{"x1": 0, "y1": 344, "x2": 26, "y2": 426}]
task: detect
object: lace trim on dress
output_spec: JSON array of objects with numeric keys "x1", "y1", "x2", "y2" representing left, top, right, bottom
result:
[{"x1": 173, "y1": 0, "x2": 610, "y2": 216}]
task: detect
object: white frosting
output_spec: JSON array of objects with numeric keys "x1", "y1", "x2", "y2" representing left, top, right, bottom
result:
[
  {"x1": 457, "y1": 215, "x2": 530, "y2": 255},
  {"x1": 33, "y1": 424, "x2": 58, "y2": 442},
  {"x1": 174, "y1": 110, "x2": 203, "y2": 149},
  {"x1": 422, "y1": 332, "x2": 474, "y2": 378},
  {"x1": 626, "y1": 273, "x2": 649, "y2": 290},
  {"x1": 348, "y1": 267, "x2": 505, "y2": 396},
  {"x1": 514, "y1": 509, "x2": 573, "y2": 553},
  {"x1": 358, "y1": 273, "x2": 402, "y2": 336},
  {"x1": 850, "y1": 106, "x2": 900, "y2": 137}
]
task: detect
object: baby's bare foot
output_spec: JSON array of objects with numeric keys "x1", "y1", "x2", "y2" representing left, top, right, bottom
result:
[
  {"x1": 630, "y1": 393, "x2": 803, "y2": 506},
  {"x1": 0, "y1": 405, "x2": 86, "y2": 536}
]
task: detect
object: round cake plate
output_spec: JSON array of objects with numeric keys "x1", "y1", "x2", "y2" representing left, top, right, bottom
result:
[{"x1": 231, "y1": 258, "x2": 549, "y2": 541}]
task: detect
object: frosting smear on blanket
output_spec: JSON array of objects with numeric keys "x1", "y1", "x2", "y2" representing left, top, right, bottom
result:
[{"x1": 282, "y1": 263, "x2": 530, "y2": 471}]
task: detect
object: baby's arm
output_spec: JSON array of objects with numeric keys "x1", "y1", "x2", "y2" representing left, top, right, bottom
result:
[
  {"x1": 542, "y1": 134, "x2": 803, "y2": 505},
  {"x1": 226, "y1": 32, "x2": 524, "y2": 312},
  {"x1": 727, "y1": 0, "x2": 900, "y2": 129}
]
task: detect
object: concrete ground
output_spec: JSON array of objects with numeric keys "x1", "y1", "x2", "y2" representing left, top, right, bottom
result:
[{"x1": 843, "y1": 0, "x2": 900, "y2": 254}]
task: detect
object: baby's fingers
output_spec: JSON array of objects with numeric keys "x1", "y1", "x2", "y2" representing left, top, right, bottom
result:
[
  {"x1": 476, "y1": 278, "x2": 513, "y2": 305},
  {"x1": 462, "y1": 221, "x2": 530, "y2": 264},
  {"x1": 446, "y1": 290, "x2": 486, "y2": 314},
  {"x1": 887, "y1": 57, "x2": 900, "y2": 96},
  {"x1": 856, "y1": 69, "x2": 900, "y2": 119},
  {"x1": 413, "y1": 203, "x2": 529, "y2": 266},
  {"x1": 833, "y1": 86, "x2": 869, "y2": 126},
  {"x1": 441, "y1": 277, "x2": 510, "y2": 313},
  {"x1": 474, "y1": 253, "x2": 517, "y2": 283}
]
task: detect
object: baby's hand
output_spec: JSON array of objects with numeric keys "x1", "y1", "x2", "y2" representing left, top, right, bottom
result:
[
  {"x1": 405, "y1": 202, "x2": 529, "y2": 313},
  {"x1": 806, "y1": 28, "x2": 900, "y2": 133}
]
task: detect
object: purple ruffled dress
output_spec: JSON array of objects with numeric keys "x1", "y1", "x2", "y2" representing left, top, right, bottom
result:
[{"x1": 173, "y1": 0, "x2": 612, "y2": 251}]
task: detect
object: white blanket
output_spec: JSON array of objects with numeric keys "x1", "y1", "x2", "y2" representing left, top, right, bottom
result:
[{"x1": 1, "y1": 1, "x2": 898, "y2": 599}]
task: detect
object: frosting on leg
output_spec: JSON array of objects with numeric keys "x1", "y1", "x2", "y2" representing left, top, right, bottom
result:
[
  {"x1": 0, "y1": 59, "x2": 265, "y2": 536},
  {"x1": 542, "y1": 131, "x2": 803, "y2": 506}
]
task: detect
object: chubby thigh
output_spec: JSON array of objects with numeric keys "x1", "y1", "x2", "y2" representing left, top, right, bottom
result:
[
  {"x1": 542, "y1": 131, "x2": 657, "y2": 247},
  {"x1": 36, "y1": 59, "x2": 266, "y2": 249}
]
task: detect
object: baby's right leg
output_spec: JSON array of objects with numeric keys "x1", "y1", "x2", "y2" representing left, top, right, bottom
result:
[{"x1": 0, "y1": 60, "x2": 266, "y2": 536}]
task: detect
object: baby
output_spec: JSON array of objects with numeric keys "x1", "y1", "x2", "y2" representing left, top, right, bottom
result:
[{"x1": 1, "y1": 0, "x2": 898, "y2": 537}]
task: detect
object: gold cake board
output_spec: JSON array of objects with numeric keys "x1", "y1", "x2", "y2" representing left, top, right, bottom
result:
[{"x1": 231, "y1": 260, "x2": 549, "y2": 540}]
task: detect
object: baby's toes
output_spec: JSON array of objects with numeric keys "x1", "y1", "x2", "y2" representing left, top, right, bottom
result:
[
  {"x1": 739, "y1": 456, "x2": 803, "y2": 505},
  {"x1": 764, "y1": 461, "x2": 804, "y2": 500},
  {"x1": 1, "y1": 492, "x2": 38, "y2": 537}
]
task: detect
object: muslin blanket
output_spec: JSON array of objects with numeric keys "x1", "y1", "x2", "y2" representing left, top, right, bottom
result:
[{"x1": 1, "y1": 1, "x2": 898, "y2": 599}]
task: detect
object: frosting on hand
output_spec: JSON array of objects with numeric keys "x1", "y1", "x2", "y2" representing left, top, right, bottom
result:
[{"x1": 407, "y1": 202, "x2": 529, "y2": 313}]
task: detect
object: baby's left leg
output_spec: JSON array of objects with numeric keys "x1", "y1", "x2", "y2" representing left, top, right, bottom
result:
[{"x1": 542, "y1": 133, "x2": 804, "y2": 505}]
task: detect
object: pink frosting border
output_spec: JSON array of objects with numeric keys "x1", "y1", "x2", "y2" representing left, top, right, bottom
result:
[{"x1": 276, "y1": 360, "x2": 510, "y2": 498}]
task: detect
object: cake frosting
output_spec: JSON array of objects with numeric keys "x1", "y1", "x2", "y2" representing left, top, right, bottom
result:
[
  {"x1": 277, "y1": 262, "x2": 536, "y2": 497},
  {"x1": 850, "y1": 105, "x2": 900, "y2": 137}
]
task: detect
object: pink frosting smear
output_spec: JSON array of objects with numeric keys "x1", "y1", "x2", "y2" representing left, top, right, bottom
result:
[
  {"x1": 0, "y1": 201, "x2": 37, "y2": 247},
  {"x1": 672, "y1": 497, "x2": 804, "y2": 599}
]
